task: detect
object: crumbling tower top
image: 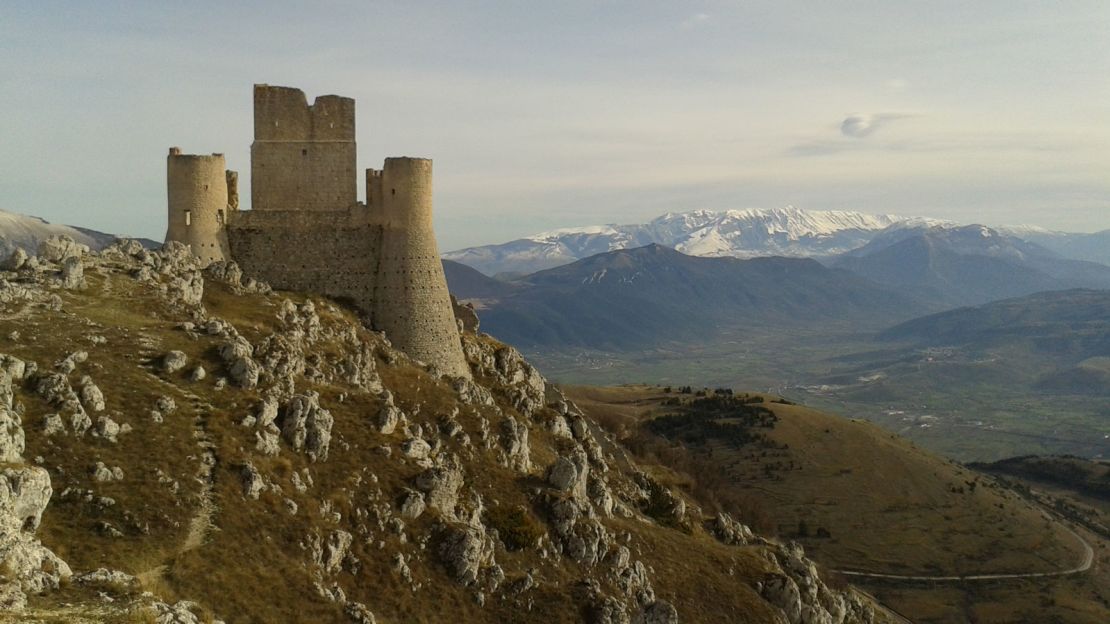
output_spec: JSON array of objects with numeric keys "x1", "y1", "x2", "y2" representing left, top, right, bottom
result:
[{"x1": 250, "y1": 84, "x2": 357, "y2": 212}]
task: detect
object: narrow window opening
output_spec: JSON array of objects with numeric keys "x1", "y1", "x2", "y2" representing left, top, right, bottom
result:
[
  {"x1": 391, "y1": 188, "x2": 396, "y2": 196},
  {"x1": 217, "y1": 209, "x2": 225, "y2": 225},
  {"x1": 302, "y1": 149, "x2": 308, "y2": 156},
  {"x1": 184, "y1": 210, "x2": 192, "y2": 226}
]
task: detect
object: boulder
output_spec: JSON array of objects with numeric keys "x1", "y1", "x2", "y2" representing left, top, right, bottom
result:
[
  {"x1": 162, "y1": 351, "x2": 188, "y2": 374},
  {"x1": 547, "y1": 457, "x2": 578, "y2": 492},
  {"x1": 280, "y1": 393, "x2": 333, "y2": 461},
  {"x1": 2, "y1": 249, "x2": 27, "y2": 272},
  {"x1": 37, "y1": 235, "x2": 86, "y2": 263},
  {"x1": 60, "y1": 256, "x2": 86, "y2": 289}
]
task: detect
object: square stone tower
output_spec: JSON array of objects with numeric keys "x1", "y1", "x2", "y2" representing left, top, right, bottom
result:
[{"x1": 250, "y1": 84, "x2": 356, "y2": 211}]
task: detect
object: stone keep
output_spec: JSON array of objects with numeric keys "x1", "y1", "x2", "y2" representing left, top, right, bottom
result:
[
  {"x1": 165, "y1": 148, "x2": 233, "y2": 266},
  {"x1": 165, "y1": 84, "x2": 471, "y2": 379}
]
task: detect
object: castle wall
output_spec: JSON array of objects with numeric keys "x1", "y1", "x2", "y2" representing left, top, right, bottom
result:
[
  {"x1": 171, "y1": 84, "x2": 472, "y2": 379},
  {"x1": 251, "y1": 85, "x2": 356, "y2": 212},
  {"x1": 372, "y1": 157, "x2": 471, "y2": 378},
  {"x1": 165, "y1": 148, "x2": 231, "y2": 265},
  {"x1": 226, "y1": 209, "x2": 381, "y2": 307}
]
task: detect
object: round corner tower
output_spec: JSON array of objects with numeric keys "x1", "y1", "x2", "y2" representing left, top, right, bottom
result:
[
  {"x1": 166, "y1": 147, "x2": 232, "y2": 266},
  {"x1": 372, "y1": 157, "x2": 471, "y2": 378}
]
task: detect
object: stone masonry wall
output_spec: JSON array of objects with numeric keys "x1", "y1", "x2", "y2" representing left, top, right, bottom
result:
[
  {"x1": 165, "y1": 148, "x2": 231, "y2": 265},
  {"x1": 250, "y1": 85, "x2": 356, "y2": 212},
  {"x1": 372, "y1": 158, "x2": 471, "y2": 378},
  {"x1": 227, "y1": 209, "x2": 381, "y2": 308}
]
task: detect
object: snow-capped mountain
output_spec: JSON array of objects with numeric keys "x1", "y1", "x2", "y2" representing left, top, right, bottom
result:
[
  {"x1": 443, "y1": 206, "x2": 942, "y2": 276},
  {"x1": 0, "y1": 208, "x2": 160, "y2": 258}
]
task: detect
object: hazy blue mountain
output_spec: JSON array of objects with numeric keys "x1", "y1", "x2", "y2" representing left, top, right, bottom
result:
[
  {"x1": 466, "y1": 244, "x2": 924, "y2": 350},
  {"x1": 442, "y1": 259, "x2": 519, "y2": 299},
  {"x1": 1014, "y1": 229, "x2": 1110, "y2": 267},
  {"x1": 832, "y1": 225, "x2": 1110, "y2": 307}
]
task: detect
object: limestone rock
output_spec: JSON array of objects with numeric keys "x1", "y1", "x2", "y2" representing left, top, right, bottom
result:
[
  {"x1": 500, "y1": 415, "x2": 531, "y2": 473},
  {"x1": 2, "y1": 248, "x2": 27, "y2": 271},
  {"x1": 0, "y1": 407, "x2": 25, "y2": 463},
  {"x1": 401, "y1": 438, "x2": 431, "y2": 461},
  {"x1": 0, "y1": 466, "x2": 72, "y2": 602},
  {"x1": 438, "y1": 524, "x2": 494, "y2": 585},
  {"x1": 414, "y1": 456, "x2": 464, "y2": 519},
  {"x1": 162, "y1": 351, "x2": 188, "y2": 374},
  {"x1": 373, "y1": 394, "x2": 402, "y2": 435},
  {"x1": 240, "y1": 462, "x2": 264, "y2": 500},
  {"x1": 148, "y1": 600, "x2": 203, "y2": 624},
  {"x1": 91, "y1": 462, "x2": 124, "y2": 483},
  {"x1": 93, "y1": 415, "x2": 121, "y2": 442},
  {"x1": 38, "y1": 235, "x2": 87, "y2": 264},
  {"x1": 344, "y1": 602, "x2": 377, "y2": 624},
  {"x1": 711, "y1": 512, "x2": 754, "y2": 546},
  {"x1": 227, "y1": 356, "x2": 261, "y2": 389},
  {"x1": 316, "y1": 529, "x2": 353, "y2": 575},
  {"x1": 633, "y1": 601, "x2": 679, "y2": 624},
  {"x1": 280, "y1": 393, "x2": 333, "y2": 461},
  {"x1": 547, "y1": 457, "x2": 578, "y2": 492},
  {"x1": 40, "y1": 414, "x2": 65, "y2": 437},
  {"x1": 78, "y1": 376, "x2": 106, "y2": 412},
  {"x1": 74, "y1": 567, "x2": 138, "y2": 590},
  {"x1": 398, "y1": 490, "x2": 426, "y2": 520},
  {"x1": 60, "y1": 256, "x2": 86, "y2": 289}
]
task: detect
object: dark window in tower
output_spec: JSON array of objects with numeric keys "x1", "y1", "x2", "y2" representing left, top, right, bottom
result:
[{"x1": 302, "y1": 149, "x2": 308, "y2": 156}]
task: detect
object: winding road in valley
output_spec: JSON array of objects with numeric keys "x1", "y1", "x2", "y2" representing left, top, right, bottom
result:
[{"x1": 834, "y1": 509, "x2": 1095, "y2": 582}]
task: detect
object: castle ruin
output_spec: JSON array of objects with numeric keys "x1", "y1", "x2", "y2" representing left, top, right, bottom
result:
[{"x1": 165, "y1": 84, "x2": 471, "y2": 379}]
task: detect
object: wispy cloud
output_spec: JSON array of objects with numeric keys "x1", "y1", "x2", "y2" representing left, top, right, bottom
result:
[
  {"x1": 840, "y1": 113, "x2": 912, "y2": 138},
  {"x1": 680, "y1": 13, "x2": 710, "y2": 30}
]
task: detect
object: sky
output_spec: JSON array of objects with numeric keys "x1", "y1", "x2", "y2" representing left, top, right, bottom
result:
[{"x1": 1, "y1": 1, "x2": 1108, "y2": 251}]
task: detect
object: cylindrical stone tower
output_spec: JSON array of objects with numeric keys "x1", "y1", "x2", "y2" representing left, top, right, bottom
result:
[
  {"x1": 165, "y1": 147, "x2": 231, "y2": 266},
  {"x1": 372, "y1": 157, "x2": 471, "y2": 378}
]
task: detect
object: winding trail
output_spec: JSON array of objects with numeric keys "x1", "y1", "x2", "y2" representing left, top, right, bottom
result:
[
  {"x1": 135, "y1": 371, "x2": 219, "y2": 588},
  {"x1": 834, "y1": 509, "x2": 1094, "y2": 582}
]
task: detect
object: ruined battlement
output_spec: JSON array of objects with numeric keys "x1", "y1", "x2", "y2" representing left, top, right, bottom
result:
[
  {"x1": 166, "y1": 85, "x2": 470, "y2": 378},
  {"x1": 251, "y1": 85, "x2": 357, "y2": 213},
  {"x1": 252, "y1": 84, "x2": 355, "y2": 142}
]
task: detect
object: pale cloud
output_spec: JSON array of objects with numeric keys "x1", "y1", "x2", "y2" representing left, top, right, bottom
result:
[
  {"x1": 840, "y1": 113, "x2": 911, "y2": 139},
  {"x1": 680, "y1": 13, "x2": 710, "y2": 30}
]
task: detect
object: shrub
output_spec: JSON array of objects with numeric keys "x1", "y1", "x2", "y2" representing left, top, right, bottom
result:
[{"x1": 485, "y1": 505, "x2": 544, "y2": 551}]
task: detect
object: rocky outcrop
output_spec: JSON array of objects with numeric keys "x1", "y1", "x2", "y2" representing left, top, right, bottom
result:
[
  {"x1": 279, "y1": 392, "x2": 334, "y2": 461},
  {"x1": 760, "y1": 542, "x2": 875, "y2": 624},
  {"x1": 0, "y1": 463, "x2": 71, "y2": 607}
]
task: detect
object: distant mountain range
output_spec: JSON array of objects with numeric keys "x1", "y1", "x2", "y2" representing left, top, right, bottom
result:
[
  {"x1": 832, "y1": 224, "x2": 1110, "y2": 307},
  {"x1": 443, "y1": 207, "x2": 944, "y2": 277},
  {"x1": 446, "y1": 243, "x2": 923, "y2": 350},
  {"x1": 444, "y1": 207, "x2": 1110, "y2": 278},
  {"x1": 0, "y1": 208, "x2": 157, "y2": 257}
]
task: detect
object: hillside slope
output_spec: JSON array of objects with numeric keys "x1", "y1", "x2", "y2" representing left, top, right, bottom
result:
[
  {"x1": 0, "y1": 237, "x2": 890, "y2": 623},
  {"x1": 0, "y1": 208, "x2": 156, "y2": 257},
  {"x1": 565, "y1": 386, "x2": 1110, "y2": 624}
]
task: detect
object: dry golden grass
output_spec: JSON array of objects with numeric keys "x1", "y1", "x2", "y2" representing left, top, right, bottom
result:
[
  {"x1": 565, "y1": 384, "x2": 1110, "y2": 624},
  {"x1": 7, "y1": 271, "x2": 830, "y2": 623}
]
